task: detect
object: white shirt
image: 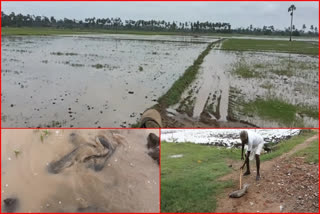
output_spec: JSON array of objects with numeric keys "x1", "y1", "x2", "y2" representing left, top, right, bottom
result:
[{"x1": 247, "y1": 131, "x2": 264, "y2": 152}]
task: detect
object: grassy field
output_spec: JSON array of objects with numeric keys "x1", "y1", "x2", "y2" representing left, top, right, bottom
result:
[
  {"x1": 3, "y1": 27, "x2": 317, "y2": 40},
  {"x1": 160, "y1": 130, "x2": 316, "y2": 213},
  {"x1": 222, "y1": 39, "x2": 319, "y2": 55},
  {"x1": 1, "y1": 27, "x2": 184, "y2": 36},
  {"x1": 242, "y1": 98, "x2": 318, "y2": 126}
]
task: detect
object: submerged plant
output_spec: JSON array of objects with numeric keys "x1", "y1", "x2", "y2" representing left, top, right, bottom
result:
[
  {"x1": 40, "y1": 129, "x2": 50, "y2": 143},
  {"x1": 14, "y1": 150, "x2": 21, "y2": 158}
]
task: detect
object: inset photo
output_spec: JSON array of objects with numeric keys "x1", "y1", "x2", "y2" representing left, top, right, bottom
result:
[
  {"x1": 161, "y1": 129, "x2": 318, "y2": 213},
  {"x1": 1, "y1": 129, "x2": 160, "y2": 213}
]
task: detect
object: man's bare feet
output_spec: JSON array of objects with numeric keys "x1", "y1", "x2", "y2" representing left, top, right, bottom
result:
[{"x1": 243, "y1": 171, "x2": 251, "y2": 176}]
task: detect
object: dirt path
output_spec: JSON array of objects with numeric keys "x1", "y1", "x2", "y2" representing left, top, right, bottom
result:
[{"x1": 216, "y1": 134, "x2": 319, "y2": 213}]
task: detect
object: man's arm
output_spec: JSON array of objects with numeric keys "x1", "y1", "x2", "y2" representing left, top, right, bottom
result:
[
  {"x1": 241, "y1": 143, "x2": 244, "y2": 160},
  {"x1": 240, "y1": 151, "x2": 250, "y2": 169}
]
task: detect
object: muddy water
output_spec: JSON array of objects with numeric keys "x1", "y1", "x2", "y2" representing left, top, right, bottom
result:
[
  {"x1": 229, "y1": 51, "x2": 319, "y2": 127},
  {"x1": 193, "y1": 42, "x2": 231, "y2": 121},
  {"x1": 2, "y1": 34, "x2": 209, "y2": 127},
  {"x1": 1, "y1": 129, "x2": 159, "y2": 213}
]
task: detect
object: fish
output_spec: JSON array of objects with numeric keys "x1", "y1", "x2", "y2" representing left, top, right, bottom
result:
[
  {"x1": 48, "y1": 133, "x2": 117, "y2": 174},
  {"x1": 229, "y1": 183, "x2": 250, "y2": 198}
]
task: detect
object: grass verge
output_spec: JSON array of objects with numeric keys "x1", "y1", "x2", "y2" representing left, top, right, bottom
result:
[
  {"x1": 261, "y1": 130, "x2": 316, "y2": 161},
  {"x1": 292, "y1": 135, "x2": 319, "y2": 164},
  {"x1": 222, "y1": 39, "x2": 319, "y2": 55},
  {"x1": 158, "y1": 40, "x2": 219, "y2": 107},
  {"x1": 161, "y1": 130, "x2": 316, "y2": 212}
]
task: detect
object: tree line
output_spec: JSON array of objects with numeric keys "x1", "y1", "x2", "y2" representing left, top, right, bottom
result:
[{"x1": 1, "y1": 11, "x2": 318, "y2": 36}]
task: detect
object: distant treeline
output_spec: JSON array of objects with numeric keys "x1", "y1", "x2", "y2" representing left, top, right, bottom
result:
[{"x1": 1, "y1": 11, "x2": 318, "y2": 36}]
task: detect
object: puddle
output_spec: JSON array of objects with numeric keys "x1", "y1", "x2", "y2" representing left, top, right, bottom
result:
[
  {"x1": 169, "y1": 154, "x2": 183, "y2": 158},
  {"x1": 1, "y1": 129, "x2": 159, "y2": 212},
  {"x1": 1, "y1": 35, "x2": 210, "y2": 127}
]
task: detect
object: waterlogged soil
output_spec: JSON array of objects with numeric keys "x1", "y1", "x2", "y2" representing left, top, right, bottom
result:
[
  {"x1": 229, "y1": 51, "x2": 318, "y2": 127},
  {"x1": 166, "y1": 43, "x2": 318, "y2": 128},
  {"x1": 1, "y1": 129, "x2": 160, "y2": 213},
  {"x1": 1, "y1": 34, "x2": 211, "y2": 127}
]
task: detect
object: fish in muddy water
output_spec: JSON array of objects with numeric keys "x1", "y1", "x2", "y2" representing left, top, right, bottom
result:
[
  {"x1": 3, "y1": 198, "x2": 19, "y2": 213},
  {"x1": 1, "y1": 129, "x2": 160, "y2": 213},
  {"x1": 48, "y1": 133, "x2": 118, "y2": 173}
]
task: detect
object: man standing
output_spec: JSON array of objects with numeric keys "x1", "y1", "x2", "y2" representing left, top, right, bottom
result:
[{"x1": 239, "y1": 130, "x2": 265, "y2": 181}]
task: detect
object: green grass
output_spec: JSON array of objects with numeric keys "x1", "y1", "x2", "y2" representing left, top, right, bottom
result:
[
  {"x1": 4, "y1": 27, "x2": 316, "y2": 38},
  {"x1": 161, "y1": 142, "x2": 237, "y2": 213},
  {"x1": 232, "y1": 57, "x2": 261, "y2": 78},
  {"x1": 161, "y1": 131, "x2": 316, "y2": 212},
  {"x1": 222, "y1": 39, "x2": 319, "y2": 55},
  {"x1": 158, "y1": 41, "x2": 219, "y2": 107},
  {"x1": 261, "y1": 130, "x2": 316, "y2": 161},
  {"x1": 1, "y1": 27, "x2": 186, "y2": 36},
  {"x1": 292, "y1": 137, "x2": 319, "y2": 163},
  {"x1": 242, "y1": 98, "x2": 318, "y2": 126}
]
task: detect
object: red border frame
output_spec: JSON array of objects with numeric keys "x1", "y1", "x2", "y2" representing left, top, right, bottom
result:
[{"x1": 0, "y1": 1, "x2": 319, "y2": 214}]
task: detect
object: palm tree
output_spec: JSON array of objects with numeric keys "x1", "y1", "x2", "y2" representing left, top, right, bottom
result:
[{"x1": 288, "y1": 4, "x2": 296, "y2": 41}]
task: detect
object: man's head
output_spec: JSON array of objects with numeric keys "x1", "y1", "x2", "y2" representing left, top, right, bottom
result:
[{"x1": 240, "y1": 130, "x2": 248, "y2": 144}]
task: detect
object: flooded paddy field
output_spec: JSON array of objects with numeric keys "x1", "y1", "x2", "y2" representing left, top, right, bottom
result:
[
  {"x1": 165, "y1": 39, "x2": 318, "y2": 127},
  {"x1": 2, "y1": 34, "x2": 216, "y2": 127},
  {"x1": 1, "y1": 129, "x2": 159, "y2": 213},
  {"x1": 161, "y1": 129, "x2": 301, "y2": 147}
]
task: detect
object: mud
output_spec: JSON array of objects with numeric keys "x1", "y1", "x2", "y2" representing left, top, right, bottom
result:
[
  {"x1": 1, "y1": 34, "x2": 209, "y2": 127},
  {"x1": 1, "y1": 129, "x2": 160, "y2": 213}
]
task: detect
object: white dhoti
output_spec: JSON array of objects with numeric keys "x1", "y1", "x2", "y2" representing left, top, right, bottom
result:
[{"x1": 245, "y1": 142, "x2": 264, "y2": 160}]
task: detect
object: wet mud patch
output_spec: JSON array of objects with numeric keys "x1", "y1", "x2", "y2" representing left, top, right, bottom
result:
[{"x1": 1, "y1": 129, "x2": 159, "y2": 212}]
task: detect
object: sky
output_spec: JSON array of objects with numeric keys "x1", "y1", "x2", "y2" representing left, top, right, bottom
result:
[{"x1": 1, "y1": 1, "x2": 319, "y2": 30}]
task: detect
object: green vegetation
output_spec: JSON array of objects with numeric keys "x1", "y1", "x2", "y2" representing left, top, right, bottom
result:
[
  {"x1": 1, "y1": 27, "x2": 187, "y2": 36},
  {"x1": 242, "y1": 98, "x2": 318, "y2": 126},
  {"x1": 232, "y1": 57, "x2": 261, "y2": 78},
  {"x1": 261, "y1": 130, "x2": 316, "y2": 161},
  {"x1": 161, "y1": 130, "x2": 316, "y2": 212},
  {"x1": 92, "y1": 64, "x2": 104, "y2": 69},
  {"x1": 51, "y1": 52, "x2": 78, "y2": 56},
  {"x1": 293, "y1": 137, "x2": 319, "y2": 163},
  {"x1": 40, "y1": 129, "x2": 50, "y2": 142},
  {"x1": 158, "y1": 41, "x2": 219, "y2": 107},
  {"x1": 222, "y1": 39, "x2": 319, "y2": 55},
  {"x1": 161, "y1": 142, "x2": 236, "y2": 213},
  {"x1": 139, "y1": 66, "x2": 144, "y2": 71},
  {"x1": 14, "y1": 150, "x2": 21, "y2": 158}
]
